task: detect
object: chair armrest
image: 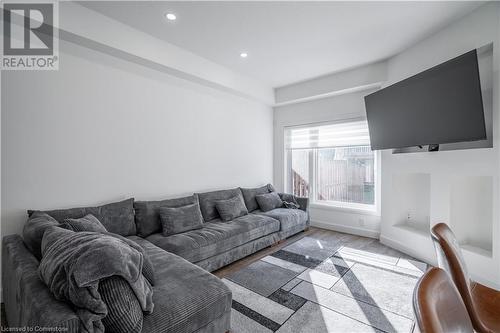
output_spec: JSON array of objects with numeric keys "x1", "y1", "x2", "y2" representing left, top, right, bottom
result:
[{"x1": 2, "y1": 234, "x2": 80, "y2": 331}]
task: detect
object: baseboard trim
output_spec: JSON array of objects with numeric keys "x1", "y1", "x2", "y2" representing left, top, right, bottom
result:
[
  {"x1": 381, "y1": 235, "x2": 500, "y2": 289},
  {"x1": 379, "y1": 235, "x2": 435, "y2": 266},
  {"x1": 311, "y1": 220, "x2": 380, "y2": 239}
]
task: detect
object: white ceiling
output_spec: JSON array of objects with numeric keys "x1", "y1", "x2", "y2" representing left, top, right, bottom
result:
[{"x1": 82, "y1": 1, "x2": 484, "y2": 88}]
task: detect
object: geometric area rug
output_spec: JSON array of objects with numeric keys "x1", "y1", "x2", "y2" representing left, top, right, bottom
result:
[{"x1": 223, "y1": 233, "x2": 428, "y2": 333}]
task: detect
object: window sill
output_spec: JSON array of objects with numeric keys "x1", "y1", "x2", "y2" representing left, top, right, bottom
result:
[{"x1": 309, "y1": 202, "x2": 380, "y2": 216}]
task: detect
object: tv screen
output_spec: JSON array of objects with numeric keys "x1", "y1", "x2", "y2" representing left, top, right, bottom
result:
[{"x1": 364, "y1": 49, "x2": 486, "y2": 150}]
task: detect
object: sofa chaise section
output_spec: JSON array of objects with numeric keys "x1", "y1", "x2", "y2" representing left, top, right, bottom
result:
[
  {"x1": 127, "y1": 236, "x2": 232, "y2": 333},
  {"x1": 2, "y1": 232, "x2": 232, "y2": 333}
]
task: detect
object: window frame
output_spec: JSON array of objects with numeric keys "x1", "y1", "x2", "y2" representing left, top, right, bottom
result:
[{"x1": 284, "y1": 119, "x2": 380, "y2": 215}]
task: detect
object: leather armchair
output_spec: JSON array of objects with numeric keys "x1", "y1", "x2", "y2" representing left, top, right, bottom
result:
[
  {"x1": 431, "y1": 223, "x2": 500, "y2": 333},
  {"x1": 413, "y1": 267, "x2": 474, "y2": 333}
]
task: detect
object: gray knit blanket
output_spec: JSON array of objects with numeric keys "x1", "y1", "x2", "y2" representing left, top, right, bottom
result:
[{"x1": 38, "y1": 226, "x2": 154, "y2": 333}]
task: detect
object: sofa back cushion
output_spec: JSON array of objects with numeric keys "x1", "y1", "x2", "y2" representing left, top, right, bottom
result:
[
  {"x1": 256, "y1": 192, "x2": 283, "y2": 212},
  {"x1": 159, "y1": 202, "x2": 204, "y2": 236},
  {"x1": 22, "y1": 212, "x2": 59, "y2": 260},
  {"x1": 28, "y1": 198, "x2": 135, "y2": 236},
  {"x1": 240, "y1": 184, "x2": 275, "y2": 212},
  {"x1": 134, "y1": 195, "x2": 198, "y2": 237},
  {"x1": 196, "y1": 188, "x2": 243, "y2": 222}
]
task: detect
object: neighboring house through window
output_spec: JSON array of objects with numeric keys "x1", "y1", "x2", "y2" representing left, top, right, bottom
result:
[{"x1": 285, "y1": 119, "x2": 377, "y2": 211}]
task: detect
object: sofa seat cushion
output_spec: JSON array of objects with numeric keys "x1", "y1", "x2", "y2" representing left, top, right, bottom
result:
[
  {"x1": 126, "y1": 236, "x2": 232, "y2": 333},
  {"x1": 145, "y1": 214, "x2": 280, "y2": 262},
  {"x1": 255, "y1": 208, "x2": 308, "y2": 232}
]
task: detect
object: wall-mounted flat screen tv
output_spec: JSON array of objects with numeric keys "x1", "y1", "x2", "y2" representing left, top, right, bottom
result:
[{"x1": 364, "y1": 49, "x2": 485, "y2": 151}]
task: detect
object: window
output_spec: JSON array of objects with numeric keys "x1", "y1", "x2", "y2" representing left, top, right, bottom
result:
[
  {"x1": 285, "y1": 120, "x2": 377, "y2": 211},
  {"x1": 289, "y1": 149, "x2": 310, "y2": 197}
]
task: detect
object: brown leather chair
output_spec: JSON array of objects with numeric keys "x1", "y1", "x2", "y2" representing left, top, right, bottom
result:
[
  {"x1": 431, "y1": 223, "x2": 500, "y2": 333},
  {"x1": 413, "y1": 267, "x2": 474, "y2": 333}
]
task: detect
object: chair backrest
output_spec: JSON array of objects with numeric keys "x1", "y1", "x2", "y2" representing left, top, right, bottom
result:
[
  {"x1": 413, "y1": 267, "x2": 474, "y2": 333},
  {"x1": 430, "y1": 223, "x2": 488, "y2": 332}
]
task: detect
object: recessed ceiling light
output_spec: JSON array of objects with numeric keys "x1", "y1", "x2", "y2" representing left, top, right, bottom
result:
[
  {"x1": 240, "y1": 52, "x2": 248, "y2": 58},
  {"x1": 165, "y1": 13, "x2": 176, "y2": 21}
]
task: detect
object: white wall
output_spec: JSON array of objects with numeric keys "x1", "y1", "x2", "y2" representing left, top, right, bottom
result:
[
  {"x1": 380, "y1": 2, "x2": 500, "y2": 288},
  {"x1": 1, "y1": 39, "x2": 273, "y2": 238}
]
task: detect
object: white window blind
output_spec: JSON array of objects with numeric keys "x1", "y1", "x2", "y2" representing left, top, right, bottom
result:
[{"x1": 285, "y1": 120, "x2": 370, "y2": 150}]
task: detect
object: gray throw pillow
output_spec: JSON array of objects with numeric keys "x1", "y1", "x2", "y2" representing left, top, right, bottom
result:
[
  {"x1": 61, "y1": 214, "x2": 107, "y2": 232},
  {"x1": 215, "y1": 196, "x2": 248, "y2": 222},
  {"x1": 134, "y1": 195, "x2": 198, "y2": 237},
  {"x1": 159, "y1": 203, "x2": 204, "y2": 236},
  {"x1": 256, "y1": 192, "x2": 283, "y2": 212},
  {"x1": 196, "y1": 188, "x2": 243, "y2": 222},
  {"x1": 98, "y1": 276, "x2": 143, "y2": 333},
  {"x1": 240, "y1": 184, "x2": 275, "y2": 212},
  {"x1": 22, "y1": 212, "x2": 60, "y2": 260}
]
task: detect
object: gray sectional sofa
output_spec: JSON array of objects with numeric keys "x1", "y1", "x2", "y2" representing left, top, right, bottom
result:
[{"x1": 2, "y1": 185, "x2": 309, "y2": 332}]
